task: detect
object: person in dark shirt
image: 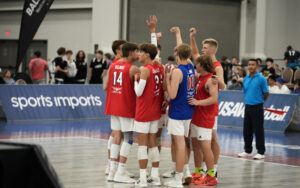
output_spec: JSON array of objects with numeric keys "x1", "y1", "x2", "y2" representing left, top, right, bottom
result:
[
  {"x1": 228, "y1": 75, "x2": 242, "y2": 90},
  {"x1": 54, "y1": 47, "x2": 68, "y2": 84},
  {"x1": 89, "y1": 50, "x2": 107, "y2": 84},
  {"x1": 74, "y1": 50, "x2": 87, "y2": 84},
  {"x1": 221, "y1": 56, "x2": 232, "y2": 84},
  {"x1": 261, "y1": 58, "x2": 275, "y2": 77},
  {"x1": 284, "y1": 45, "x2": 300, "y2": 70}
]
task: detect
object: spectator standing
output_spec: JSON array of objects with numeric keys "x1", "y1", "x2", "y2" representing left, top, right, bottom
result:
[
  {"x1": 231, "y1": 57, "x2": 239, "y2": 77},
  {"x1": 284, "y1": 45, "x2": 300, "y2": 70},
  {"x1": 28, "y1": 51, "x2": 51, "y2": 84},
  {"x1": 221, "y1": 56, "x2": 232, "y2": 84},
  {"x1": 228, "y1": 75, "x2": 242, "y2": 90},
  {"x1": 54, "y1": 47, "x2": 68, "y2": 84},
  {"x1": 3, "y1": 70, "x2": 15, "y2": 85},
  {"x1": 74, "y1": 50, "x2": 87, "y2": 84},
  {"x1": 89, "y1": 50, "x2": 107, "y2": 84},
  {"x1": 275, "y1": 77, "x2": 291, "y2": 94},
  {"x1": 267, "y1": 75, "x2": 279, "y2": 93},
  {"x1": 261, "y1": 58, "x2": 275, "y2": 77},
  {"x1": 291, "y1": 79, "x2": 300, "y2": 94},
  {"x1": 64, "y1": 50, "x2": 77, "y2": 84},
  {"x1": 238, "y1": 59, "x2": 269, "y2": 160}
]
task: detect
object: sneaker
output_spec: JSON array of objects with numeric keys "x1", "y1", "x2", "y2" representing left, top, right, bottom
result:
[
  {"x1": 196, "y1": 175, "x2": 217, "y2": 186},
  {"x1": 149, "y1": 176, "x2": 161, "y2": 186},
  {"x1": 105, "y1": 165, "x2": 110, "y2": 175},
  {"x1": 113, "y1": 171, "x2": 135, "y2": 184},
  {"x1": 136, "y1": 178, "x2": 147, "y2": 187},
  {"x1": 191, "y1": 173, "x2": 202, "y2": 184},
  {"x1": 253, "y1": 154, "x2": 265, "y2": 160},
  {"x1": 164, "y1": 179, "x2": 183, "y2": 188},
  {"x1": 107, "y1": 169, "x2": 116, "y2": 182},
  {"x1": 238, "y1": 152, "x2": 252, "y2": 157},
  {"x1": 183, "y1": 169, "x2": 192, "y2": 185},
  {"x1": 162, "y1": 170, "x2": 176, "y2": 178},
  {"x1": 215, "y1": 171, "x2": 218, "y2": 181},
  {"x1": 125, "y1": 170, "x2": 135, "y2": 178},
  {"x1": 193, "y1": 174, "x2": 205, "y2": 185}
]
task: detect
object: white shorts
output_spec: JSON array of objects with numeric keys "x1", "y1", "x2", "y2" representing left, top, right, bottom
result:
[
  {"x1": 190, "y1": 123, "x2": 212, "y2": 141},
  {"x1": 111, "y1": 116, "x2": 134, "y2": 132},
  {"x1": 167, "y1": 118, "x2": 191, "y2": 137},
  {"x1": 213, "y1": 116, "x2": 218, "y2": 130},
  {"x1": 134, "y1": 120, "x2": 159, "y2": 134},
  {"x1": 158, "y1": 114, "x2": 168, "y2": 129}
]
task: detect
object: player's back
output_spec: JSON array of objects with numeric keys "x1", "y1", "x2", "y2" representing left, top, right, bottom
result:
[
  {"x1": 169, "y1": 63, "x2": 195, "y2": 120},
  {"x1": 105, "y1": 61, "x2": 136, "y2": 118}
]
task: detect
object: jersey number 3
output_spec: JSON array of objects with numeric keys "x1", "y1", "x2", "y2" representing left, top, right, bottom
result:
[{"x1": 113, "y1": 71, "x2": 123, "y2": 86}]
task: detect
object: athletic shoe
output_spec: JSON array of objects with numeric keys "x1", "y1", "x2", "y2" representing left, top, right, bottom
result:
[
  {"x1": 107, "y1": 169, "x2": 116, "y2": 182},
  {"x1": 125, "y1": 170, "x2": 135, "y2": 178},
  {"x1": 183, "y1": 169, "x2": 192, "y2": 185},
  {"x1": 191, "y1": 173, "x2": 202, "y2": 184},
  {"x1": 253, "y1": 154, "x2": 265, "y2": 160},
  {"x1": 196, "y1": 175, "x2": 217, "y2": 186},
  {"x1": 162, "y1": 170, "x2": 176, "y2": 178},
  {"x1": 113, "y1": 171, "x2": 135, "y2": 184},
  {"x1": 215, "y1": 171, "x2": 218, "y2": 181},
  {"x1": 136, "y1": 178, "x2": 148, "y2": 187},
  {"x1": 149, "y1": 176, "x2": 161, "y2": 186},
  {"x1": 164, "y1": 179, "x2": 183, "y2": 188},
  {"x1": 238, "y1": 151, "x2": 252, "y2": 157}
]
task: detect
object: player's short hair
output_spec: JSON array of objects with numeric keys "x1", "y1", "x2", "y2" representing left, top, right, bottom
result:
[
  {"x1": 202, "y1": 38, "x2": 218, "y2": 49},
  {"x1": 177, "y1": 44, "x2": 191, "y2": 60},
  {"x1": 139, "y1": 43, "x2": 157, "y2": 60},
  {"x1": 196, "y1": 54, "x2": 214, "y2": 73},
  {"x1": 112, "y1": 40, "x2": 127, "y2": 55},
  {"x1": 34, "y1": 51, "x2": 41, "y2": 58},
  {"x1": 122, "y1": 42, "x2": 138, "y2": 58},
  {"x1": 66, "y1": 50, "x2": 73, "y2": 55},
  {"x1": 57, "y1": 47, "x2": 66, "y2": 55}
]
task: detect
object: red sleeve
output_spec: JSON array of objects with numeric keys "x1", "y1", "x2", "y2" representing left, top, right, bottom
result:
[{"x1": 213, "y1": 61, "x2": 222, "y2": 69}]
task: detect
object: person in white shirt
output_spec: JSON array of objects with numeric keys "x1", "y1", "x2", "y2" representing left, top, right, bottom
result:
[
  {"x1": 275, "y1": 77, "x2": 290, "y2": 94},
  {"x1": 267, "y1": 75, "x2": 279, "y2": 93}
]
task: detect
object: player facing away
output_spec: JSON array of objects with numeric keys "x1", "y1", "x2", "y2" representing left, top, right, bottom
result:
[
  {"x1": 189, "y1": 55, "x2": 218, "y2": 186},
  {"x1": 134, "y1": 43, "x2": 163, "y2": 187},
  {"x1": 190, "y1": 28, "x2": 225, "y2": 177},
  {"x1": 164, "y1": 43, "x2": 195, "y2": 188},
  {"x1": 103, "y1": 39, "x2": 127, "y2": 176},
  {"x1": 103, "y1": 42, "x2": 140, "y2": 183}
]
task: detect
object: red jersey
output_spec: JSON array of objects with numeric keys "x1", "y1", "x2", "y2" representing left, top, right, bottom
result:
[
  {"x1": 213, "y1": 61, "x2": 221, "y2": 116},
  {"x1": 105, "y1": 61, "x2": 136, "y2": 118},
  {"x1": 157, "y1": 63, "x2": 166, "y2": 115},
  {"x1": 135, "y1": 64, "x2": 162, "y2": 122},
  {"x1": 191, "y1": 73, "x2": 218, "y2": 129},
  {"x1": 111, "y1": 58, "x2": 120, "y2": 66},
  {"x1": 29, "y1": 58, "x2": 48, "y2": 80}
]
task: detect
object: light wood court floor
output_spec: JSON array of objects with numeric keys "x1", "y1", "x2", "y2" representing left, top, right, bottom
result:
[{"x1": 3, "y1": 137, "x2": 300, "y2": 188}]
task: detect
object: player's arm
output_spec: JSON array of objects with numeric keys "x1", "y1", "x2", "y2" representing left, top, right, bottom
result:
[
  {"x1": 166, "y1": 68, "x2": 182, "y2": 100},
  {"x1": 103, "y1": 66, "x2": 110, "y2": 91},
  {"x1": 188, "y1": 78, "x2": 218, "y2": 106},
  {"x1": 170, "y1": 27, "x2": 182, "y2": 46},
  {"x1": 134, "y1": 66, "x2": 150, "y2": 97},
  {"x1": 189, "y1": 28, "x2": 200, "y2": 60},
  {"x1": 214, "y1": 66, "x2": 226, "y2": 90},
  {"x1": 147, "y1": 15, "x2": 158, "y2": 46}
]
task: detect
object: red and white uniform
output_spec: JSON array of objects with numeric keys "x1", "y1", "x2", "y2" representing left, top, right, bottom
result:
[
  {"x1": 105, "y1": 61, "x2": 136, "y2": 118},
  {"x1": 135, "y1": 63, "x2": 162, "y2": 122},
  {"x1": 191, "y1": 73, "x2": 218, "y2": 129}
]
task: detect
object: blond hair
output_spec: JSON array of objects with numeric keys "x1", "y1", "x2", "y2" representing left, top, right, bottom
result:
[{"x1": 202, "y1": 38, "x2": 218, "y2": 49}]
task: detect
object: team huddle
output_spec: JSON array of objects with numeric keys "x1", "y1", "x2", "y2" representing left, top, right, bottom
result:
[{"x1": 103, "y1": 16, "x2": 224, "y2": 187}]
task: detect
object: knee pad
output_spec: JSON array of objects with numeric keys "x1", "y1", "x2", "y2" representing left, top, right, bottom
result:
[
  {"x1": 120, "y1": 140, "x2": 132, "y2": 158},
  {"x1": 138, "y1": 146, "x2": 148, "y2": 160},
  {"x1": 156, "y1": 137, "x2": 161, "y2": 147},
  {"x1": 107, "y1": 136, "x2": 114, "y2": 150},
  {"x1": 149, "y1": 147, "x2": 160, "y2": 162},
  {"x1": 110, "y1": 144, "x2": 120, "y2": 159}
]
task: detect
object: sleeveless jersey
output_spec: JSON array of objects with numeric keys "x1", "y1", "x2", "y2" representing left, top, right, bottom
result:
[
  {"x1": 157, "y1": 63, "x2": 166, "y2": 115},
  {"x1": 135, "y1": 64, "x2": 162, "y2": 122},
  {"x1": 169, "y1": 63, "x2": 195, "y2": 120},
  {"x1": 213, "y1": 61, "x2": 221, "y2": 116},
  {"x1": 191, "y1": 73, "x2": 218, "y2": 129},
  {"x1": 105, "y1": 61, "x2": 136, "y2": 118}
]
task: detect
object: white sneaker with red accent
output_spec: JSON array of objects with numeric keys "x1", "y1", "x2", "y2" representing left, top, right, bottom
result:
[{"x1": 253, "y1": 154, "x2": 265, "y2": 160}]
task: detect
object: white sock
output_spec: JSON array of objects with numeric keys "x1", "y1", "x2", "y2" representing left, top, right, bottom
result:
[
  {"x1": 117, "y1": 162, "x2": 125, "y2": 174},
  {"x1": 214, "y1": 164, "x2": 218, "y2": 172},
  {"x1": 175, "y1": 172, "x2": 183, "y2": 181},
  {"x1": 202, "y1": 162, "x2": 207, "y2": 172},
  {"x1": 140, "y1": 169, "x2": 147, "y2": 179},
  {"x1": 151, "y1": 167, "x2": 159, "y2": 177},
  {"x1": 172, "y1": 162, "x2": 176, "y2": 171},
  {"x1": 184, "y1": 164, "x2": 190, "y2": 173},
  {"x1": 110, "y1": 161, "x2": 118, "y2": 171}
]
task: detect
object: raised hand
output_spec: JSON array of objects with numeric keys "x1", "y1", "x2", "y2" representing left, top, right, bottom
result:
[
  {"x1": 146, "y1": 15, "x2": 157, "y2": 33},
  {"x1": 170, "y1": 27, "x2": 180, "y2": 35},
  {"x1": 189, "y1": 27, "x2": 197, "y2": 38}
]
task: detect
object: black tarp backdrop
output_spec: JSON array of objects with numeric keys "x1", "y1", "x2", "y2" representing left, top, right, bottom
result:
[{"x1": 16, "y1": 0, "x2": 54, "y2": 72}]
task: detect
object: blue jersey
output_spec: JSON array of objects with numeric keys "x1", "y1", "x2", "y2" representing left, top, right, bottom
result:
[{"x1": 169, "y1": 63, "x2": 195, "y2": 120}]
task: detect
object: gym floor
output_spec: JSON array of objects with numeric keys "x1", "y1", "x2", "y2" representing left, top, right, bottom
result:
[{"x1": 0, "y1": 120, "x2": 300, "y2": 188}]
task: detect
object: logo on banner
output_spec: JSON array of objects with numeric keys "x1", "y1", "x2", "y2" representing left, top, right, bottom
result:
[{"x1": 218, "y1": 101, "x2": 290, "y2": 121}]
